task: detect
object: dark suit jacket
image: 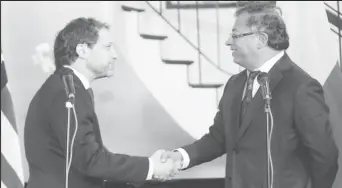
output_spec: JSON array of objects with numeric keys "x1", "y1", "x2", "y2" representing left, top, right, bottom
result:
[
  {"x1": 181, "y1": 53, "x2": 339, "y2": 188},
  {"x1": 24, "y1": 67, "x2": 149, "y2": 188}
]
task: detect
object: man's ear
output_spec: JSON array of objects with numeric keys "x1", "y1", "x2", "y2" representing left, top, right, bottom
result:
[
  {"x1": 76, "y1": 43, "x2": 89, "y2": 59},
  {"x1": 257, "y1": 32, "x2": 269, "y2": 49}
]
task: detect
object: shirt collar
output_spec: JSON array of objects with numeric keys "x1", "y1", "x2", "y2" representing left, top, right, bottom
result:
[
  {"x1": 247, "y1": 50, "x2": 285, "y2": 76},
  {"x1": 63, "y1": 65, "x2": 90, "y2": 90}
]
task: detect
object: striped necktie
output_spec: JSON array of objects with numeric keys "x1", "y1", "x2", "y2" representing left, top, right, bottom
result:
[{"x1": 240, "y1": 71, "x2": 260, "y2": 124}]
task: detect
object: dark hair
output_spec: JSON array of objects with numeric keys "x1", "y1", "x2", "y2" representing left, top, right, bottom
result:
[
  {"x1": 235, "y1": 2, "x2": 289, "y2": 50},
  {"x1": 53, "y1": 17, "x2": 109, "y2": 69}
]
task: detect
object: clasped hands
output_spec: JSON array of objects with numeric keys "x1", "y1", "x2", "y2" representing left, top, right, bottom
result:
[{"x1": 149, "y1": 150, "x2": 184, "y2": 181}]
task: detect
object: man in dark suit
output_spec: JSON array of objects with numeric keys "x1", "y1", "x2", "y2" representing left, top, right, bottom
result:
[
  {"x1": 24, "y1": 17, "x2": 176, "y2": 188},
  {"x1": 160, "y1": 2, "x2": 339, "y2": 188}
]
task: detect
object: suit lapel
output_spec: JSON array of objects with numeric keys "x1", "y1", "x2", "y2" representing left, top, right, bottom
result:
[
  {"x1": 55, "y1": 67, "x2": 103, "y2": 146},
  {"x1": 70, "y1": 73, "x2": 103, "y2": 145},
  {"x1": 230, "y1": 71, "x2": 248, "y2": 145},
  {"x1": 236, "y1": 53, "x2": 292, "y2": 141},
  {"x1": 70, "y1": 71, "x2": 103, "y2": 146}
]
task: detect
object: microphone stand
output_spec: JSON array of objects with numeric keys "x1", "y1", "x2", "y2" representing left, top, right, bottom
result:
[
  {"x1": 65, "y1": 96, "x2": 74, "y2": 188},
  {"x1": 65, "y1": 94, "x2": 78, "y2": 188},
  {"x1": 62, "y1": 74, "x2": 79, "y2": 188},
  {"x1": 257, "y1": 72, "x2": 273, "y2": 188},
  {"x1": 264, "y1": 96, "x2": 274, "y2": 188}
]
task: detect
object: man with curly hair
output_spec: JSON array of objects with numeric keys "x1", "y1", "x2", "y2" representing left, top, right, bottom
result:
[{"x1": 160, "y1": 2, "x2": 339, "y2": 188}]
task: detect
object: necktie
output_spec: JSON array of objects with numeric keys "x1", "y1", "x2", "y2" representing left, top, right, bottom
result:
[
  {"x1": 240, "y1": 71, "x2": 260, "y2": 124},
  {"x1": 87, "y1": 88, "x2": 94, "y2": 106}
]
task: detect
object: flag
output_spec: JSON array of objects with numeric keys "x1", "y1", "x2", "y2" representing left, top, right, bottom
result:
[
  {"x1": 1, "y1": 50, "x2": 25, "y2": 188},
  {"x1": 278, "y1": 1, "x2": 342, "y2": 188}
]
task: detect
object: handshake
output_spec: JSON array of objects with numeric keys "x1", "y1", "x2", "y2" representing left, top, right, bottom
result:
[{"x1": 149, "y1": 150, "x2": 184, "y2": 181}]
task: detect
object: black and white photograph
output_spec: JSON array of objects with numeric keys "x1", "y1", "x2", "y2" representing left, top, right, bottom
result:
[{"x1": 1, "y1": 1, "x2": 342, "y2": 188}]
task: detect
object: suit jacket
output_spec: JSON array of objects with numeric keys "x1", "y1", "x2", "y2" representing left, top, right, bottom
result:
[
  {"x1": 24, "y1": 67, "x2": 149, "y2": 188},
  {"x1": 181, "y1": 53, "x2": 338, "y2": 188}
]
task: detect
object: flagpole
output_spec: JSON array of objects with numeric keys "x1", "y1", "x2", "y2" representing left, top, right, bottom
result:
[{"x1": 337, "y1": 1, "x2": 342, "y2": 72}]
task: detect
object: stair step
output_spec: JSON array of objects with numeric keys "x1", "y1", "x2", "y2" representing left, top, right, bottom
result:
[
  {"x1": 162, "y1": 59, "x2": 194, "y2": 65},
  {"x1": 121, "y1": 5, "x2": 145, "y2": 12},
  {"x1": 140, "y1": 34, "x2": 168, "y2": 40},
  {"x1": 189, "y1": 83, "x2": 224, "y2": 89}
]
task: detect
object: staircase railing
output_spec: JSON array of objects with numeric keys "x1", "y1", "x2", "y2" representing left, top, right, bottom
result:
[
  {"x1": 324, "y1": 1, "x2": 342, "y2": 71},
  {"x1": 150, "y1": 1, "x2": 342, "y2": 73},
  {"x1": 145, "y1": 1, "x2": 235, "y2": 77}
]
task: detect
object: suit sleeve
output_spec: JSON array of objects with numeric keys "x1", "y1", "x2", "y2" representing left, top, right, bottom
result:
[
  {"x1": 181, "y1": 80, "x2": 231, "y2": 169},
  {"x1": 49, "y1": 90, "x2": 150, "y2": 184},
  {"x1": 294, "y1": 79, "x2": 339, "y2": 188}
]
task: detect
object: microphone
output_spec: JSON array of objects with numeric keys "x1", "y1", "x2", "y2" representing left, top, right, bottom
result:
[
  {"x1": 62, "y1": 74, "x2": 76, "y2": 104},
  {"x1": 257, "y1": 72, "x2": 271, "y2": 107}
]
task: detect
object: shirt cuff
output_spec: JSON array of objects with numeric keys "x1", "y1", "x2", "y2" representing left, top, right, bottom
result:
[
  {"x1": 146, "y1": 158, "x2": 154, "y2": 180},
  {"x1": 174, "y1": 148, "x2": 190, "y2": 169}
]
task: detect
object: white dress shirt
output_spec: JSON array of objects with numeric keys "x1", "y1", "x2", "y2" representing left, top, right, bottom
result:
[
  {"x1": 177, "y1": 50, "x2": 285, "y2": 170},
  {"x1": 63, "y1": 65, "x2": 154, "y2": 180}
]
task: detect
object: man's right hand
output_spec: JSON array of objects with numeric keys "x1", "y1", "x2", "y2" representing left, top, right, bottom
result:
[{"x1": 149, "y1": 150, "x2": 178, "y2": 181}]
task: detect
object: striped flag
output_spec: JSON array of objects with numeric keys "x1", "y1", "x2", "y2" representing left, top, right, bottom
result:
[
  {"x1": 1, "y1": 50, "x2": 25, "y2": 188},
  {"x1": 278, "y1": 1, "x2": 342, "y2": 188}
]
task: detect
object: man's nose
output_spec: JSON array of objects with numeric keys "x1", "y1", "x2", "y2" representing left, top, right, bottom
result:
[
  {"x1": 225, "y1": 35, "x2": 234, "y2": 46},
  {"x1": 111, "y1": 48, "x2": 118, "y2": 59}
]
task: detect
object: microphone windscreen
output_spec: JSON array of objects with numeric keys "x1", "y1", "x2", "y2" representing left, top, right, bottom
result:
[
  {"x1": 62, "y1": 74, "x2": 75, "y2": 98},
  {"x1": 257, "y1": 72, "x2": 269, "y2": 85}
]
